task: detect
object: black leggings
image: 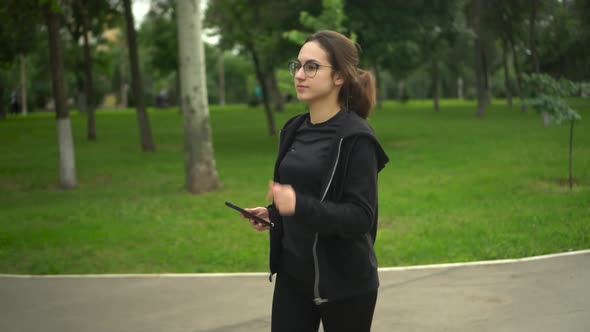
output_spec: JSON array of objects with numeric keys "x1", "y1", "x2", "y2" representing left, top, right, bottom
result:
[{"x1": 271, "y1": 272, "x2": 377, "y2": 332}]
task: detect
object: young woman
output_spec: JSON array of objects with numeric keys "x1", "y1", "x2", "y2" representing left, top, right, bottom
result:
[{"x1": 243, "y1": 30, "x2": 389, "y2": 332}]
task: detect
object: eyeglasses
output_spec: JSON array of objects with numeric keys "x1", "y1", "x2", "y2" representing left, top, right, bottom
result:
[{"x1": 288, "y1": 61, "x2": 333, "y2": 78}]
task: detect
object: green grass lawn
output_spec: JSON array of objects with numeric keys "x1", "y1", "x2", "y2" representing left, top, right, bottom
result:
[{"x1": 1, "y1": 99, "x2": 589, "y2": 274}]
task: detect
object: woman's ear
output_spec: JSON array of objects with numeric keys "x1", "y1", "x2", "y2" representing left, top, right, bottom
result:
[{"x1": 332, "y1": 72, "x2": 345, "y2": 87}]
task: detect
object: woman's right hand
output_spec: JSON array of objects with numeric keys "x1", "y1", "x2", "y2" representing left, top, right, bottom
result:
[{"x1": 242, "y1": 207, "x2": 271, "y2": 232}]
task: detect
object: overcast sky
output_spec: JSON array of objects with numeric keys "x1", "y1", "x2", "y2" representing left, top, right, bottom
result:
[
  {"x1": 132, "y1": 0, "x2": 217, "y2": 43},
  {"x1": 132, "y1": 0, "x2": 209, "y2": 26},
  {"x1": 131, "y1": 0, "x2": 151, "y2": 27}
]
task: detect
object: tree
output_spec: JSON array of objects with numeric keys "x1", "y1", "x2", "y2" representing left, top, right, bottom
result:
[
  {"x1": 176, "y1": 0, "x2": 221, "y2": 193},
  {"x1": 486, "y1": 1, "x2": 531, "y2": 112},
  {"x1": 528, "y1": 0, "x2": 540, "y2": 73},
  {"x1": 206, "y1": 1, "x2": 274, "y2": 134},
  {"x1": 506, "y1": 11, "x2": 527, "y2": 113},
  {"x1": 523, "y1": 73, "x2": 582, "y2": 189},
  {"x1": 418, "y1": 1, "x2": 463, "y2": 112},
  {"x1": 206, "y1": 0, "x2": 314, "y2": 135},
  {"x1": 217, "y1": 52, "x2": 225, "y2": 106},
  {"x1": 536, "y1": 0, "x2": 590, "y2": 81},
  {"x1": 122, "y1": 0, "x2": 156, "y2": 151},
  {"x1": 138, "y1": 0, "x2": 180, "y2": 105},
  {"x1": 64, "y1": 0, "x2": 113, "y2": 140},
  {"x1": 119, "y1": 25, "x2": 130, "y2": 108},
  {"x1": 44, "y1": 1, "x2": 77, "y2": 189},
  {"x1": 137, "y1": 6, "x2": 254, "y2": 107},
  {"x1": 283, "y1": 0, "x2": 347, "y2": 44},
  {"x1": 19, "y1": 54, "x2": 28, "y2": 115},
  {"x1": 501, "y1": 39, "x2": 513, "y2": 106},
  {"x1": 469, "y1": 0, "x2": 491, "y2": 117},
  {"x1": 345, "y1": 0, "x2": 462, "y2": 109},
  {"x1": 215, "y1": 51, "x2": 256, "y2": 104},
  {"x1": 6, "y1": 22, "x2": 54, "y2": 113},
  {"x1": 0, "y1": 0, "x2": 41, "y2": 117},
  {"x1": 345, "y1": 0, "x2": 421, "y2": 105}
]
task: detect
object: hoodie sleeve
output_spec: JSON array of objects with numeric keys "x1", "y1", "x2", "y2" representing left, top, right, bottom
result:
[{"x1": 294, "y1": 136, "x2": 378, "y2": 237}]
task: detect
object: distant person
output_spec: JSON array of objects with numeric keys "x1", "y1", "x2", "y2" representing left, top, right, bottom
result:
[
  {"x1": 10, "y1": 89, "x2": 19, "y2": 115},
  {"x1": 156, "y1": 89, "x2": 169, "y2": 107},
  {"x1": 255, "y1": 86, "x2": 263, "y2": 102},
  {"x1": 241, "y1": 31, "x2": 389, "y2": 332}
]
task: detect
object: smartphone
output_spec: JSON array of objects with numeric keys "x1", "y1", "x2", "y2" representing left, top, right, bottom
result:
[{"x1": 225, "y1": 201, "x2": 274, "y2": 227}]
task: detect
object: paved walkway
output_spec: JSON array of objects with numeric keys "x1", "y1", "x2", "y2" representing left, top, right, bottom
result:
[{"x1": 1, "y1": 250, "x2": 589, "y2": 332}]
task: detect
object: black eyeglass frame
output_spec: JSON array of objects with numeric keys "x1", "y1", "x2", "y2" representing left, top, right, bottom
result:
[{"x1": 288, "y1": 61, "x2": 333, "y2": 78}]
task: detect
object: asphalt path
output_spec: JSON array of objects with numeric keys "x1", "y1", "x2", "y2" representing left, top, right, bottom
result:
[{"x1": 1, "y1": 250, "x2": 589, "y2": 332}]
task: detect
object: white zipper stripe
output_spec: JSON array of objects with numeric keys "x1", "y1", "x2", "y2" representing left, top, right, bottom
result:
[
  {"x1": 321, "y1": 138, "x2": 343, "y2": 202},
  {"x1": 313, "y1": 138, "x2": 344, "y2": 305}
]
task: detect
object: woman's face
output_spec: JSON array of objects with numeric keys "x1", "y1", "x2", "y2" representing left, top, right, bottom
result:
[{"x1": 294, "y1": 41, "x2": 343, "y2": 104}]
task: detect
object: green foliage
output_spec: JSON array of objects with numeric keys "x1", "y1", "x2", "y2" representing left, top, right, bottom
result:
[
  {"x1": 138, "y1": 0, "x2": 178, "y2": 77},
  {"x1": 0, "y1": 0, "x2": 42, "y2": 65},
  {"x1": 345, "y1": 0, "x2": 465, "y2": 78},
  {"x1": 523, "y1": 73, "x2": 582, "y2": 124},
  {"x1": 523, "y1": 73, "x2": 582, "y2": 189},
  {"x1": 1, "y1": 0, "x2": 590, "y2": 116},
  {"x1": 537, "y1": 1, "x2": 590, "y2": 80},
  {"x1": 205, "y1": 0, "x2": 310, "y2": 64},
  {"x1": 136, "y1": 2, "x2": 179, "y2": 105},
  {"x1": 283, "y1": 0, "x2": 347, "y2": 45},
  {"x1": 137, "y1": 2, "x2": 257, "y2": 106},
  {"x1": 300, "y1": 0, "x2": 346, "y2": 31}
]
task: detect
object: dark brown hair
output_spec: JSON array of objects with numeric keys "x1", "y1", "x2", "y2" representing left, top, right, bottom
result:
[{"x1": 305, "y1": 30, "x2": 376, "y2": 119}]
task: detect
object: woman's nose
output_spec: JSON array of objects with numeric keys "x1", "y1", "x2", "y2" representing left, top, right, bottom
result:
[{"x1": 294, "y1": 66, "x2": 306, "y2": 80}]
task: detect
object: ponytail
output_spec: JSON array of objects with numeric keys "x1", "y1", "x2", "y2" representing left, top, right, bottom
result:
[{"x1": 341, "y1": 69, "x2": 376, "y2": 119}]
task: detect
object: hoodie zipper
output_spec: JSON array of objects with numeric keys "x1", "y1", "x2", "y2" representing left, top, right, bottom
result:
[
  {"x1": 269, "y1": 129, "x2": 285, "y2": 282},
  {"x1": 313, "y1": 137, "x2": 344, "y2": 305}
]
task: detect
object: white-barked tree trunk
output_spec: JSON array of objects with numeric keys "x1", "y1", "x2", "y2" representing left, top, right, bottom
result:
[
  {"x1": 176, "y1": 0, "x2": 221, "y2": 193},
  {"x1": 20, "y1": 54, "x2": 28, "y2": 115},
  {"x1": 45, "y1": 3, "x2": 77, "y2": 189},
  {"x1": 56, "y1": 118, "x2": 77, "y2": 188}
]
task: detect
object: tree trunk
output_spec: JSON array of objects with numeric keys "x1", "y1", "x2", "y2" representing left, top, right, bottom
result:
[
  {"x1": 457, "y1": 77, "x2": 463, "y2": 99},
  {"x1": 529, "y1": 0, "x2": 549, "y2": 124},
  {"x1": 81, "y1": 10, "x2": 97, "y2": 141},
  {"x1": 431, "y1": 58, "x2": 440, "y2": 112},
  {"x1": 218, "y1": 52, "x2": 225, "y2": 106},
  {"x1": 250, "y1": 48, "x2": 276, "y2": 135},
  {"x1": 471, "y1": 0, "x2": 487, "y2": 117},
  {"x1": 0, "y1": 81, "x2": 6, "y2": 120},
  {"x1": 123, "y1": 0, "x2": 155, "y2": 151},
  {"x1": 175, "y1": 70, "x2": 181, "y2": 107},
  {"x1": 268, "y1": 69, "x2": 283, "y2": 112},
  {"x1": 177, "y1": 0, "x2": 221, "y2": 194},
  {"x1": 529, "y1": 0, "x2": 540, "y2": 73},
  {"x1": 507, "y1": 20, "x2": 527, "y2": 113},
  {"x1": 371, "y1": 64, "x2": 383, "y2": 110},
  {"x1": 19, "y1": 54, "x2": 28, "y2": 115},
  {"x1": 45, "y1": 4, "x2": 77, "y2": 189},
  {"x1": 568, "y1": 120, "x2": 574, "y2": 189},
  {"x1": 119, "y1": 42, "x2": 128, "y2": 108},
  {"x1": 77, "y1": 87, "x2": 87, "y2": 113},
  {"x1": 502, "y1": 39, "x2": 513, "y2": 107},
  {"x1": 398, "y1": 80, "x2": 406, "y2": 102},
  {"x1": 482, "y1": 45, "x2": 491, "y2": 105}
]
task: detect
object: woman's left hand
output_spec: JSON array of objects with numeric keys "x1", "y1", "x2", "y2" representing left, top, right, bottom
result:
[{"x1": 267, "y1": 181, "x2": 296, "y2": 216}]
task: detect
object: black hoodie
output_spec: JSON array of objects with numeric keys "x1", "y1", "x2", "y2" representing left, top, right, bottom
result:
[{"x1": 268, "y1": 110, "x2": 389, "y2": 305}]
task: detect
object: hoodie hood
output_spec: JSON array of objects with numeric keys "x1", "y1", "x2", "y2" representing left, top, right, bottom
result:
[{"x1": 282, "y1": 110, "x2": 389, "y2": 172}]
